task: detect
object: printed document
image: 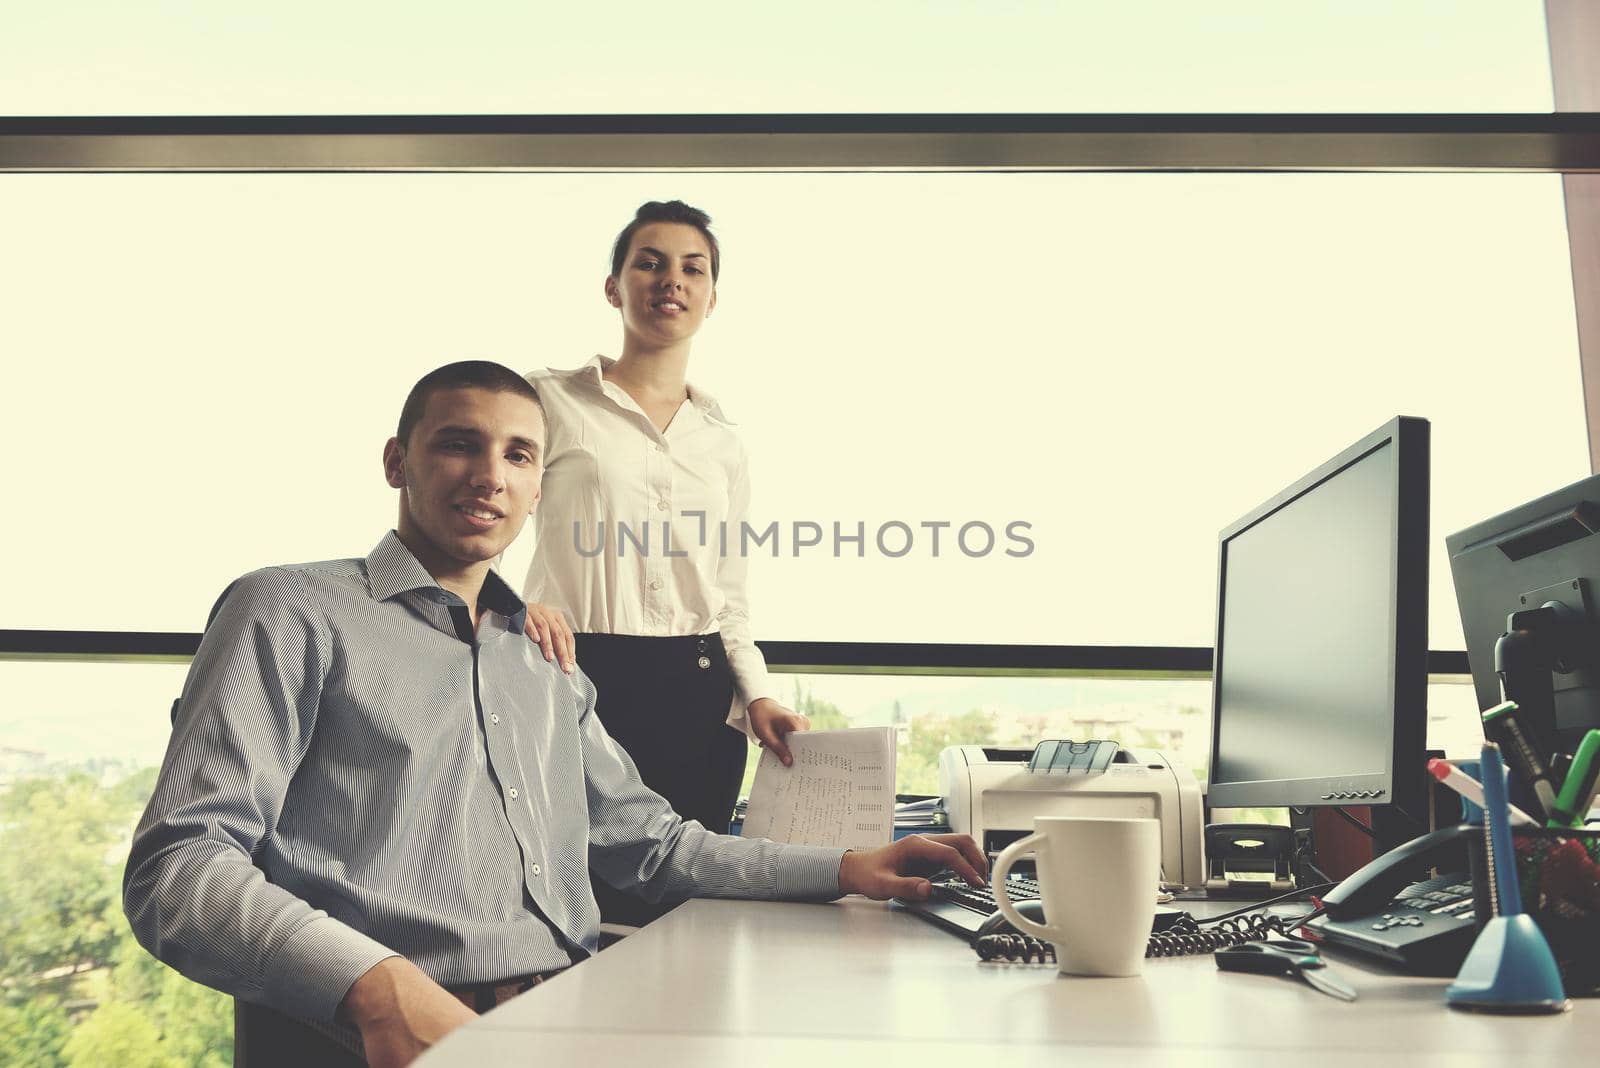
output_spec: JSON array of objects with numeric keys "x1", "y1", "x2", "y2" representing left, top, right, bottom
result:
[{"x1": 740, "y1": 727, "x2": 896, "y2": 850}]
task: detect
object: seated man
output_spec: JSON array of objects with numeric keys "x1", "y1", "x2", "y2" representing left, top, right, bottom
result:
[{"x1": 124, "y1": 360, "x2": 987, "y2": 1068}]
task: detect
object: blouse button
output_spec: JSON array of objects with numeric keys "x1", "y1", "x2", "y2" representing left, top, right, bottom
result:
[
  {"x1": 490, "y1": 713, "x2": 501, "y2": 725},
  {"x1": 648, "y1": 579, "x2": 663, "y2": 591},
  {"x1": 656, "y1": 499, "x2": 669, "y2": 511},
  {"x1": 508, "y1": 787, "x2": 519, "y2": 800}
]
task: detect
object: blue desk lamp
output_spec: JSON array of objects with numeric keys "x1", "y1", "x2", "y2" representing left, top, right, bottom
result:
[{"x1": 1445, "y1": 743, "x2": 1569, "y2": 1014}]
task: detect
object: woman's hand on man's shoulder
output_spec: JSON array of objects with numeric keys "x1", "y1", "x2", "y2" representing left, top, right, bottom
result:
[{"x1": 523, "y1": 602, "x2": 576, "y2": 673}]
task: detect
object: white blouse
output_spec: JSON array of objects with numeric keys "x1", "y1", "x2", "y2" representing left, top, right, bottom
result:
[{"x1": 522, "y1": 357, "x2": 776, "y2": 736}]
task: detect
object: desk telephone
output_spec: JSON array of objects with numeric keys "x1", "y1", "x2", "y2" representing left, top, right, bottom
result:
[{"x1": 1309, "y1": 823, "x2": 1477, "y2": 975}]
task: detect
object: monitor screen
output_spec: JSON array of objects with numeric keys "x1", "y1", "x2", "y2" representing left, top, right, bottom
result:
[{"x1": 1206, "y1": 416, "x2": 1429, "y2": 834}]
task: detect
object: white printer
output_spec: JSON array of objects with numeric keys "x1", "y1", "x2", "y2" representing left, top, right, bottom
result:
[{"x1": 938, "y1": 744, "x2": 1205, "y2": 889}]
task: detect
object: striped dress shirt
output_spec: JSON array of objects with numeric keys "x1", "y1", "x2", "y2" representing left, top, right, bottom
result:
[{"x1": 124, "y1": 531, "x2": 845, "y2": 1027}]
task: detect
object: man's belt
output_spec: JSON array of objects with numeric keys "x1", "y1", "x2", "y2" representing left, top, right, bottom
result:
[{"x1": 446, "y1": 968, "x2": 565, "y2": 1013}]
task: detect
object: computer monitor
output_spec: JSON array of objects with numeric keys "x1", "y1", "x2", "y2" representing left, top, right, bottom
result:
[
  {"x1": 1446, "y1": 473, "x2": 1600, "y2": 759},
  {"x1": 1206, "y1": 416, "x2": 1431, "y2": 852}
]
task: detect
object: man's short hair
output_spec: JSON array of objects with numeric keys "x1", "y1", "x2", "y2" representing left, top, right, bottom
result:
[{"x1": 396, "y1": 361, "x2": 543, "y2": 446}]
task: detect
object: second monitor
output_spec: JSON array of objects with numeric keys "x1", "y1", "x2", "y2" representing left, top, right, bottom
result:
[
  {"x1": 1205, "y1": 416, "x2": 1431, "y2": 855},
  {"x1": 1447, "y1": 473, "x2": 1600, "y2": 759}
]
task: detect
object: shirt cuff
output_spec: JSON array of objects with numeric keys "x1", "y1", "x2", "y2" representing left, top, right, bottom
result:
[
  {"x1": 724, "y1": 686, "x2": 780, "y2": 742},
  {"x1": 732, "y1": 667, "x2": 776, "y2": 711},
  {"x1": 262, "y1": 915, "x2": 400, "y2": 1023},
  {"x1": 725, "y1": 694, "x2": 755, "y2": 742},
  {"x1": 774, "y1": 845, "x2": 847, "y2": 900}
]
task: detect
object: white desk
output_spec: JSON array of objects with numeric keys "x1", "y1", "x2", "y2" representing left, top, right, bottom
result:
[{"x1": 418, "y1": 897, "x2": 1596, "y2": 1067}]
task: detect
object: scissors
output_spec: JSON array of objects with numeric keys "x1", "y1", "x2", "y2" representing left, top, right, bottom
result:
[{"x1": 1215, "y1": 938, "x2": 1357, "y2": 1002}]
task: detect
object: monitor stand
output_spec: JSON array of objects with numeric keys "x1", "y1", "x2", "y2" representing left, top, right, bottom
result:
[{"x1": 1497, "y1": 600, "x2": 1600, "y2": 765}]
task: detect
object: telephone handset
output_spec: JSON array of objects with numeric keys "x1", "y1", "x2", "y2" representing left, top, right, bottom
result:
[{"x1": 1319, "y1": 823, "x2": 1475, "y2": 921}]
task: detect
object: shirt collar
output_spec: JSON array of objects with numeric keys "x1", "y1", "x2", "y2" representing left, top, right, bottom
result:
[
  {"x1": 580, "y1": 354, "x2": 735, "y2": 426},
  {"x1": 365, "y1": 531, "x2": 528, "y2": 633}
]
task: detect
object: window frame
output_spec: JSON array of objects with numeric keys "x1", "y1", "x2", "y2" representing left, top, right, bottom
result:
[{"x1": 3, "y1": 112, "x2": 1600, "y2": 173}]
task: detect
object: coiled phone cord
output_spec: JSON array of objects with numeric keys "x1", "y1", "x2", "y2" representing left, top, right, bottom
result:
[
  {"x1": 974, "y1": 882, "x2": 1334, "y2": 963},
  {"x1": 1144, "y1": 909, "x2": 1323, "y2": 957}
]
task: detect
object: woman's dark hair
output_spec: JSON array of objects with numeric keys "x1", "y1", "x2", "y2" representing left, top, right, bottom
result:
[{"x1": 609, "y1": 200, "x2": 720, "y2": 282}]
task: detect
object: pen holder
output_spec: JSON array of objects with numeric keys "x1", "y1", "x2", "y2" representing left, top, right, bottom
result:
[{"x1": 1467, "y1": 826, "x2": 1600, "y2": 997}]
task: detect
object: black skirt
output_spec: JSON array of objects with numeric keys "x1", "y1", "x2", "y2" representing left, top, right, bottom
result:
[{"x1": 576, "y1": 632, "x2": 748, "y2": 924}]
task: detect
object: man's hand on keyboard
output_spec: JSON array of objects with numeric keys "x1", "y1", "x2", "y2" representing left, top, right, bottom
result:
[{"x1": 838, "y1": 834, "x2": 989, "y2": 901}]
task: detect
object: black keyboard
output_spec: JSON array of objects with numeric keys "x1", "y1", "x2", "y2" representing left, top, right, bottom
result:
[
  {"x1": 1307, "y1": 872, "x2": 1478, "y2": 976},
  {"x1": 894, "y1": 875, "x2": 1042, "y2": 938}
]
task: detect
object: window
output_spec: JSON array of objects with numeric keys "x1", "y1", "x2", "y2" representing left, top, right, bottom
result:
[
  {"x1": 740, "y1": 670, "x2": 1483, "y2": 802},
  {"x1": 1, "y1": 2, "x2": 1553, "y2": 115},
  {"x1": 1, "y1": 173, "x2": 1583, "y2": 653},
  {"x1": 0, "y1": 660, "x2": 231, "y2": 1068}
]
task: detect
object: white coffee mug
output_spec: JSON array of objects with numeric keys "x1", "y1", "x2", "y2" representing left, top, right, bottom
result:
[{"x1": 990, "y1": 816, "x2": 1161, "y2": 977}]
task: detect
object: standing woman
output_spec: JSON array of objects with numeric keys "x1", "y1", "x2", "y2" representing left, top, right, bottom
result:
[{"x1": 520, "y1": 201, "x2": 809, "y2": 924}]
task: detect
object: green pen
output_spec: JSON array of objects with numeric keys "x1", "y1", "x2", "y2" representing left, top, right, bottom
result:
[{"x1": 1548, "y1": 729, "x2": 1600, "y2": 828}]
